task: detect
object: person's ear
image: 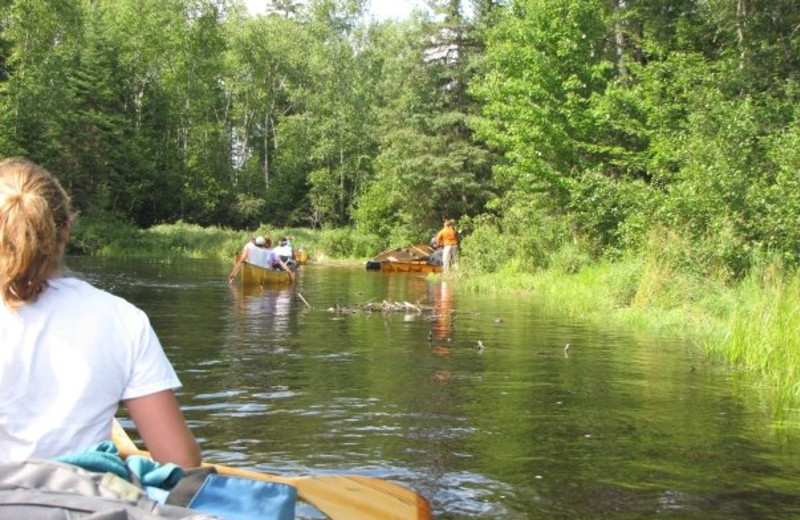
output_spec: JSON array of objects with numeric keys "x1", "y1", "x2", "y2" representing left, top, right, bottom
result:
[{"x1": 59, "y1": 217, "x2": 74, "y2": 245}]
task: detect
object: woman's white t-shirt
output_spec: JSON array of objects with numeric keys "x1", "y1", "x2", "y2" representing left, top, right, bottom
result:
[
  {"x1": 0, "y1": 277, "x2": 181, "y2": 461},
  {"x1": 244, "y1": 242, "x2": 277, "y2": 269}
]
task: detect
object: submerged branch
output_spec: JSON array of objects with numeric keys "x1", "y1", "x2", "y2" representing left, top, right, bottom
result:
[{"x1": 327, "y1": 300, "x2": 432, "y2": 314}]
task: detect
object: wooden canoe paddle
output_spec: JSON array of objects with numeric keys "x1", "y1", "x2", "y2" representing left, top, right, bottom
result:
[{"x1": 111, "y1": 420, "x2": 433, "y2": 520}]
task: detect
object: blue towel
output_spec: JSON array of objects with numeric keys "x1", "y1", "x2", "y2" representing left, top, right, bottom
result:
[
  {"x1": 57, "y1": 441, "x2": 186, "y2": 490},
  {"x1": 56, "y1": 441, "x2": 129, "y2": 479},
  {"x1": 126, "y1": 454, "x2": 185, "y2": 489}
]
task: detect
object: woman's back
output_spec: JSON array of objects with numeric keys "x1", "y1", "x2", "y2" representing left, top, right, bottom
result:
[
  {"x1": 0, "y1": 277, "x2": 180, "y2": 460},
  {"x1": 246, "y1": 244, "x2": 275, "y2": 269},
  {"x1": 0, "y1": 158, "x2": 199, "y2": 467}
]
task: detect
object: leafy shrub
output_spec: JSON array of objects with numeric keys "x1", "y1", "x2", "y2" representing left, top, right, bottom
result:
[
  {"x1": 230, "y1": 193, "x2": 266, "y2": 229},
  {"x1": 569, "y1": 170, "x2": 658, "y2": 256},
  {"x1": 353, "y1": 181, "x2": 402, "y2": 238},
  {"x1": 317, "y1": 228, "x2": 383, "y2": 259},
  {"x1": 763, "y1": 123, "x2": 800, "y2": 266},
  {"x1": 459, "y1": 218, "x2": 514, "y2": 273},
  {"x1": 69, "y1": 212, "x2": 139, "y2": 255},
  {"x1": 548, "y1": 242, "x2": 593, "y2": 274}
]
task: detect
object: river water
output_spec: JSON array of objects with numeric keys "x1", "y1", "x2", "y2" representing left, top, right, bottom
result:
[{"x1": 67, "y1": 256, "x2": 800, "y2": 519}]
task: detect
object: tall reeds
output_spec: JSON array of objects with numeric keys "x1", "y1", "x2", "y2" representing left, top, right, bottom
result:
[{"x1": 708, "y1": 266, "x2": 800, "y2": 420}]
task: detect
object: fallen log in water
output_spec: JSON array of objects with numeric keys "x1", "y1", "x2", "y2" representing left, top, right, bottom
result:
[{"x1": 327, "y1": 300, "x2": 433, "y2": 314}]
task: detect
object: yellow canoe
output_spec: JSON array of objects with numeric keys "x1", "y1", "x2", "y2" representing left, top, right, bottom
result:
[
  {"x1": 371, "y1": 261, "x2": 442, "y2": 274},
  {"x1": 366, "y1": 244, "x2": 442, "y2": 274},
  {"x1": 240, "y1": 261, "x2": 293, "y2": 286}
]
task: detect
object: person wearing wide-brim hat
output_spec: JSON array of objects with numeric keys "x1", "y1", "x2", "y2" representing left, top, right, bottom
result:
[{"x1": 434, "y1": 219, "x2": 459, "y2": 273}]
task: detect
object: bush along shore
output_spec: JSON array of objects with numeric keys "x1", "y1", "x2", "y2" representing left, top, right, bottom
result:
[
  {"x1": 71, "y1": 218, "x2": 800, "y2": 429},
  {"x1": 69, "y1": 218, "x2": 386, "y2": 263}
]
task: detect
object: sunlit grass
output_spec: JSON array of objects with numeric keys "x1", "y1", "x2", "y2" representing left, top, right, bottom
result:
[
  {"x1": 707, "y1": 268, "x2": 800, "y2": 420},
  {"x1": 459, "y1": 254, "x2": 714, "y2": 337},
  {"x1": 70, "y1": 218, "x2": 383, "y2": 263}
]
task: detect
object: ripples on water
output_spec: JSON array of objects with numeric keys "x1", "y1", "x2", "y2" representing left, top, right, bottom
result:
[{"x1": 69, "y1": 257, "x2": 800, "y2": 519}]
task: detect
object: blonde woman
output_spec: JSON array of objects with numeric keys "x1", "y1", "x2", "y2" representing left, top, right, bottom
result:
[{"x1": 0, "y1": 158, "x2": 200, "y2": 467}]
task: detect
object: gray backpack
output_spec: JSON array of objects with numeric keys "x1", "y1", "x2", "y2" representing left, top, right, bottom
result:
[{"x1": 0, "y1": 459, "x2": 221, "y2": 520}]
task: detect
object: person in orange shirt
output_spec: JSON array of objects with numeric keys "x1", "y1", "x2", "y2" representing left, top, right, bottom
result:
[{"x1": 434, "y1": 219, "x2": 459, "y2": 273}]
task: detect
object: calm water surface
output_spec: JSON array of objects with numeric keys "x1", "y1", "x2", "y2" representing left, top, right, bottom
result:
[{"x1": 68, "y1": 256, "x2": 800, "y2": 519}]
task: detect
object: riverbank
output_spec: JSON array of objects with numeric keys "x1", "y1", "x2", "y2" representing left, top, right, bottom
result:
[
  {"x1": 69, "y1": 220, "x2": 382, "y2": 264},
  {"x1": 71, "y1": 219, "x2": 800, "y2": 427},
  {"x1": 457, "y1": 255, "x2": 800, "y2": 428}
]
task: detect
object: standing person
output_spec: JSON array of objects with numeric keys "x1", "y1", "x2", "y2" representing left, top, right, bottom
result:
[
  {"x1": 0, "y1": 157, "x2": 201, "y2": 467},
  {"x1": 434, "y1": 219, "x2": 460, "y2": 273}
]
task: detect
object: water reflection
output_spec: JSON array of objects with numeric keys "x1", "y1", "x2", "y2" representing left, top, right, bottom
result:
[
  {"x1": 226, "y1": 284, "x2": 295, "y2": 344},
  {"x1": 431, "y1": 281, "x2": 454, "y2": 343},
  {"x1": 429, "y1": 281, "x2": 455, "y2": 387}
]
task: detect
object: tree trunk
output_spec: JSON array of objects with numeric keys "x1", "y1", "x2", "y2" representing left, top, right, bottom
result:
[
  {"x1": 614, "y1": 0, "x2": 628, "y2": 77},
  {"x1": 263, "y1": 112, "x2": 269, "y2": 188},
  {"x1": 737, "y1": 0, "x2": 746, "y2": 71}
]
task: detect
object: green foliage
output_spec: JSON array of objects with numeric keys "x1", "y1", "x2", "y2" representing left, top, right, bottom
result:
[
  {"x1": 471, "y1": 0, "x2": 611, "y2": 199},
  {"x1": 763, "y1": 119, "x2": 800, "y2": 266},
  {"x1": 316, "y1": 228, "x2": 383, "y2": 260},
  {"x1": 459, "y1": 217, "x2": 514, "y2": 273},
  {"x1": 124, "y1": 222, "x2": 239, "y2": 259},
  {"x1": 70, "y1": 217, "x2": 235, "y2": 259},
  {"x1": 360, "y1": 4, "x2": 494, "y2": 236},
  {"x1": 69, "y1": 212, "x2": 140, "y2": 255},
  {"x1": 460, "y1": 194, "x2": 581, "y2": 274},
  {"x1": 230, "y1": 193, "x2": 267, "y2": 229},
  {"x1": 568, "y1": 170, "x2": 661, "y2": 255},
  {"x1": 2, "y1": 0, "x2": 800, "y2": 281},
  {"x1": 352, "y1": 180, "x2": 402, "y2": 237},
  {"x1": 71, "y1": 217, "x2": 383, "y2": 263},
  {"x1": 226, "y1": 14, "x2": 313, "y2": 225},
  {"x1": 548, "y1": 242, "x2": 593, "y2": 275},
  {"x1": 655, "y1": 92, "x2": 773, "y2": 277}
]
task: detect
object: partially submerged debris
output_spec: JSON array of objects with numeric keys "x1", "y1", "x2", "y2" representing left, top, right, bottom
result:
[{"x1": 327, "y1": 300, "x2": 432, "y2": 314}]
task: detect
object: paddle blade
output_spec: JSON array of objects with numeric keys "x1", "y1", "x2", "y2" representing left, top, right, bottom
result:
[
  {"x1": 214, "y1": 465, "x2": 433, "y2": 520},
  {"x1": 295, "y1": 474, "x2": 433, "y2": 520}
]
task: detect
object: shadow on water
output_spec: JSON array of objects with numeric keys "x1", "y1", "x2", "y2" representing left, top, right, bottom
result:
[{"x1": 68, "y1": 256, "x2": 800, "y2": 519}]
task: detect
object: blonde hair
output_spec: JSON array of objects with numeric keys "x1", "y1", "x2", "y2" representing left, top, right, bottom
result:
[{"x1": 0, "y1": 158, "x2": 73, "y2": 310}]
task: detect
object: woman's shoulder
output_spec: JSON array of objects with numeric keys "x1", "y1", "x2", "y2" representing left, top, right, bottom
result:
[
  {"x1": 48, "y1": 278, "x2": 143, "y2": 314},
  {"x1": 51, "y1": 276, "x2": 105, "y2": 294}
]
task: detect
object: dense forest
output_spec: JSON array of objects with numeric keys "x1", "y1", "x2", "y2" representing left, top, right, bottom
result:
[{"x1": 1, "y1": 0, "x2": 799, "y2": 279}]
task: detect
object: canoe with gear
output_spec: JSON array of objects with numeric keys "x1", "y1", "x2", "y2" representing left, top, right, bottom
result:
[{"x1": 366, "y1": 244, "x2": 443, "y2": 274}]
